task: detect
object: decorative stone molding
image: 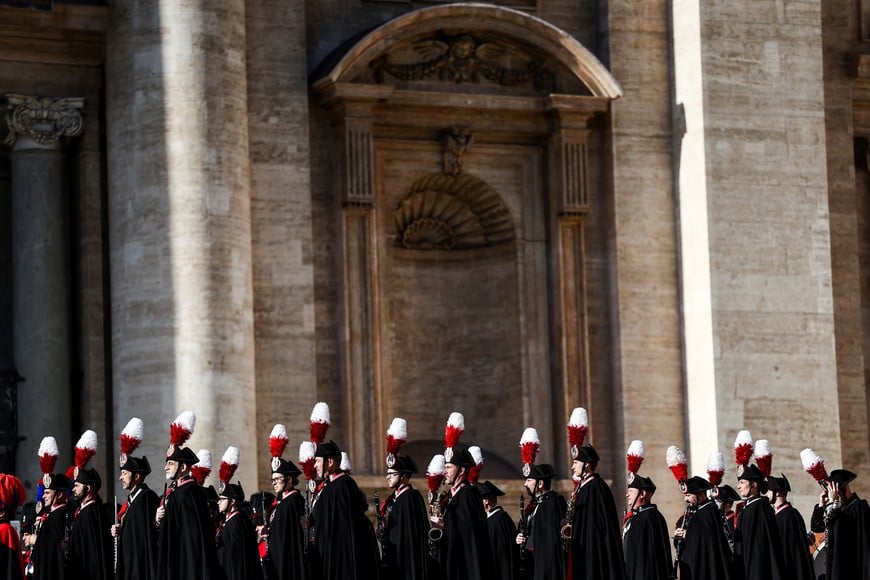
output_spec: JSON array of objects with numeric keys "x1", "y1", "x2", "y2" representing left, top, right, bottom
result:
[
  {"x1": 394, "y1": 173, "x2": 514, "y2": 250},
  {"x1": 371, "y1": 33, "x2": 555, "y2": 93},
  {"x1": 2, "y1": 94, "x2": 84, "y2": 148}
]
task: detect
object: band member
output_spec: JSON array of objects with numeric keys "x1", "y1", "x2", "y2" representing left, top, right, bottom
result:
[
  {"x1": 811, "y1": 468, "x2": 870, "y2": 579},
  {"x1": 622, "y1": 474, "x2": 670, "y2": 580},
  {"x1": 379, "y1": 455, "x2": 430, "y2": 580},
  {"x1": 766, "y1": 474, "x2": 813, "y2": 580},
  {"x1": 261, "y1": 457, "x2": 307, "y2": 580},
  {"x1": 477, "y1": 480, "x2": 516, "y2": 580},
  {"x1": 716, "y1": 485, "x2": 741, "y2": 532},
  {"x1": 155, "y1": 446, "x2": 221, "y2": 579},
  {"x1": 307, "y1": 440, "x2": 380, "y2": 579},
  {"x1": 567, "y1": 445, "x2": 625, "y2": 580},
  {"x1": 217, "y1": 481, "x2": 261, "y2": 580},
  {"x1": 31, "y1": 473, "x2": 72, "y2": 580},
  {"x1": 732, "y1": 464, "x2": 785, "y2": 580},
  {"x1": 673, "y1": 476, "x2": 733, "y2": 580},
  {"x1": 516, "y1": 464, "x2": 564, "y2": 580},
  {"x1": 430, "y1": 447, "x2": 492, "y2": 580},
  {"x1": 68, "y1": 468, "x2": 112, "y2": 579},
  {"x1": 112, "y1": 455, "x2": 159, "y2": 580},
  {"x1": 0, "y1": 473, "x2": 27, "y2": 580}
]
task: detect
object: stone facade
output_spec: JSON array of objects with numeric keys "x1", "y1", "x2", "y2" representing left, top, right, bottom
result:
[{"x1": 0, "y1": 0, "x2": 868, "y2": 527}]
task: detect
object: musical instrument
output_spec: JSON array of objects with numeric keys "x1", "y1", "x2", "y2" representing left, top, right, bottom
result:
[
  {"x1": 374, "y1": 490, "x2": 386, "y2": 551},
  {"x1": 113, "y1": 495, "x2": 119, "y2": 573},
  {"x1": 671, "y1": 504, "x2": 696, "y2": 579},
  {"x1": 519, "y1": 495, "x2": 528, "y2": 559},
  {"x1": 560, "y1": 480, "x2": 579, "y2": 552},
  {"x1": 427, "y1": 490, "x2": 443, "y2": 559},
  {"x1": 304, "y1": 488, "x2": 312, "y2": 555}
]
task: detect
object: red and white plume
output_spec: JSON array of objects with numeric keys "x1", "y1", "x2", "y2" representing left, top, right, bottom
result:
[
  {"x1": 567, "y1": 407, "x2": 589, "y2": 457},
  {"x1": 733, "y1": 430, "x2": 754, "y2": 467},
  {"x1": 626, "y1": 440, "x2": 645, "y2": 475},
  {"x1": 270, "y1": 424, "x2": 289, "y2": 471},
  {"x1": 800, "y1": 448, "x2": 829, "y2": 483},
  {"x1": 444, "y1": 412, "x2": 465, "y2": 462},
  {"x1": 385, "y1": 417, "x2": 408, "y2": 468},
  {"x1": 299, "y1": 441, "x2": 316, "y2": 481},
  {"x1": 519, "y1": 428, "x2": 540, "y2": 476},
  {"x1": 754, "y1": 439, "x2": 773, "y2": 477},
  {"x1": 218, "y1": 446, "x2": 240, "y2": 493},
  {"x1": 309, "y1": 402, "x2": 331, "y2": 444},
  {"x1": 168, "y1": 411, "x2": 196, "y2": 456},
  {"x1": 706, "y1": 452, "x2": 726, "y2": 486},
  {"x1": 68, "y1": 429, "x2": 98, "y2": 479},
  {"x1": 340, "y1": 452, "x2": 352, "y2": 474},
  {"x1": 37, "y1": 436, "x2": 59, "y2": 486},
  {"x1": 191, "y1": 449, "x2": 212, "y2": 485},
  {"x1": 119, "y1": 417, "x2": 144, "y2": 466},
  {"x1": 666, "y1": 445, "x2": 689, "y2": 485},
  {"x1": 426, "y1": 454, "x2": 446, "y2": 495},
  {"x1": 468, "y1": 446, "x2": 484, "y2": 484}
]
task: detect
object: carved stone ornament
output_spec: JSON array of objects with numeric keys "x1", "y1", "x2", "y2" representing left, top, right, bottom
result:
[
  {"x1": 2, "y1": 94, "x2": 84, "y2": 148},
  {"x1": 394, "y1": 173, "x2": 514, "y2": 251},
  {"x1": 443, "y1": 126, "x2": 473, "y2": 176},
  {"x1": 371, "y1": 33, "x2": 554, "y2": 92}
]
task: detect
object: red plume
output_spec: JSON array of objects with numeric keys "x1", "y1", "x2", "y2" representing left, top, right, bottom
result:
[
  {"x1": 309, "y1": 403, "x2": 330, "y2": 444},
  {"x1": 734, "y1": 430, "x2": 753, "y2": 466},
  {"x1": 667, "y1": 445, "x2": 688, "y2": 483},
  {"x1": 269, "y1": 424, "x2": 289, "y2": 459}
]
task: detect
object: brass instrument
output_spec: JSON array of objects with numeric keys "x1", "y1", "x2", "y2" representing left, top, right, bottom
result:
[
  {"x1": 560, "y1": 481, "x2": 579, "y2": 552},
  {"x1": 427, "y1": 491, "x2": 443, "y2": 558}
]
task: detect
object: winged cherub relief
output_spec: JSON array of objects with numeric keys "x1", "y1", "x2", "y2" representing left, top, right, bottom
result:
[{"x1": 371, "y1": 34, "x2": 554, "y2": 92}]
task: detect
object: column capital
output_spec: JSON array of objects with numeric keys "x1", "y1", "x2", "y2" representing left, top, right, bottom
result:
[{"x1": 2, "y1": 94, "x2": 84, "y2": 149}]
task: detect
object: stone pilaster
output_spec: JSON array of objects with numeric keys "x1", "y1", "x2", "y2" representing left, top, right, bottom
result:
[{"x1": 3, "y1": 94, "x2": 83, "y2": 479}]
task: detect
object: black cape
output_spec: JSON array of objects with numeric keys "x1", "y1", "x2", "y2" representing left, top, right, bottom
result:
[
  {"x1": 156, "y1": 477, "x2": 222, "y2": 579},
  {"x1": 568, "y1": 475, "x2": 626, "y2": 580},
  {"x1": 0, "y1": 521, "x2": 24, "y2": 580},
  {"x1": 68, "y1": 498, "x2": 113, "y2": 580},
  {"x1": 266, "y1": 489, "x2": 308, "y2": 580},
  {"x1": 733, "y1": 496, "x2": 786, "y2": 580},
  {"x1": 485, "y1": 505, "x2": 517, "y2": 580},
  {"x1": 677, "y1": 500, "x2": 733, "y2": 580},
  {"x1": 309, "y1": 472, "x2": 380, "y2": 580},
  {"x1": 772, "y1": 504, "x2": 813, "y2": 580},
  {"x1": 442, "y1": 482, "x2": 492, "y2": 580},
  {"x1": 524, "y1": 491, "x2": 565, "y2": 580},
  {"x1": 33, "y1": 503, "x2": 71, "y2": 580},
  {"x1": 822, "y1": 494, "x2": 870, "y2": 580},
  {"x1": 217, "y1": 511, "x2": 262, "y2": 580},
  {"x1": 623, "y1": 504, "x2": 671, "y2": 580},
  {"x1": 117, "y1": 484, "x2": 159, "y2": 580},
  {"x1": 380, "y1": 484, "x2": 430, "y2": 580}
]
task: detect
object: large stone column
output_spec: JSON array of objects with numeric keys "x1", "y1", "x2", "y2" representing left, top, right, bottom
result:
[
  {"x1": 2, "y1": 94, "x2": 83, "y2": 480},
  {"x1": 106, "y1": 1, "x2": 257, "y2": 493}
]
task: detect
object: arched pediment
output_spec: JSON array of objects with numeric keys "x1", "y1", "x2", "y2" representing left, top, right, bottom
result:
[{"x1": 312, "y1": 3, "x2": 621, "y2": 100}]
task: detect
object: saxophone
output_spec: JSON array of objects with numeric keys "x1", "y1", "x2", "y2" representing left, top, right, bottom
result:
[{"x1": 560, "y1": 481, "x2": 580, "y2": 552}]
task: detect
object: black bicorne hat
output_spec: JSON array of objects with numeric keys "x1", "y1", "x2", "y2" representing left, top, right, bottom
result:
[
  {"x1": 477, "y1": 480, "x2": 505, "y2": 498},
  {"x1": 272, "y1": 458, "x2": 302, "y2": 477},
  {"x1": 390, "y1": 455, "x2": 418, "y2": 475},
  {"x1": 736, "y1": 464, "x2": 765, "y2": 483},
  {"x1": 525, "y1": 463, "x2": 557, "y2": 481},
  {"x1": 165, "y1": 446, "x2": 200, "y2": 465},
  {"x1": 220, "y1": 481, "x2": 245, "y2": 501},
  {"x1": 828, "y1": 469, "x2": 857, "y2": 486},
  {"x1": 627, "y1": 473, "x2": 656, "y2": 492},
  {"x1": 717, "y1": 484, "x2": 741, "y2": 502},
  {"x1": 45, "y1": 473, "x2": 72, "y2": 491},
  {"x1": 682, "y1": 476, "x2": 712, "y2": 494},
  {"x1": 445, "y1": 448, "x2": 475, "y2": 468},
  {"x1": 314, "y1": 440, "x2": 342, "y2": 458},
  {"x1": 120, "y1": 455, "x2": 152, "y2": 476},
  {"x1": 74, "y1": 468, "x2": 102, "y2": 492},
  {"x1": 574, "y1": 445, "x2": 600, "y2": 463},
  {"x1": 767, "y1": 473, "x2": 791, "y2": 492}
]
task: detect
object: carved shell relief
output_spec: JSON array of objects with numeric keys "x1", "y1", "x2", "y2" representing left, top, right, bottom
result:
[
  {"x1": 394, "y1": 173, "x2": 515, "y2": 251},
  {"x1": 370, "y1": 33, "x2": 556, "y2": 94}
]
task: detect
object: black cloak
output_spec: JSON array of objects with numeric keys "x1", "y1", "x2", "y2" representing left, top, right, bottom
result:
[
  {"x1": 733, "y1": 496, "x2": 786, "y2": 580},
  {"x1": 676, "y1": 500, "x2": 733, "y2": 580},
  {"x1": 622, "y1": 504, "x2": 671, "y2": 580},
  {"x1": 772, "y1": 504, "x2": 813, "y2": 580},
  {"x1": 266, "y1": 489, "x2": 308, "y2": 580},
  {"x1": 217, "y1": 510, "x2": 262, "y2": 580},
  {"x1": 116, "y1": 484, "x2": 159, "y2": 580},
  {"x1": 0, "y1": 521, "x2": 24, "y2": 580},
  {"x1": 442, "y1": 482, "x2": 492, "y2": 580},
  {"x1": 485, "y1": 505, "x2": 517, "y2": 580},
  {"x1": 309, "y1": 472, "x2": 380, "y2": 580},
  {"x1": 524, "y1": 490, "x2": 565, "y2": 580},
  {"x1": 568, "y1": 475, "x2": 626, "y2": 580},
  {"x1": 32, "y1": 503, "x2": 71, "y2": 580},
  {"x1": 822, "y1": 494, "x2": 870, "y2": 580},
  {"x1": 380, "y1": 484, "x2": 430, "y2": 580},
  {"x1": 155, "y1": 477, "x2": 222, "y2": 579},
  {"x1": 68, "y1": 498, "x2": 112, "y2": 580}
]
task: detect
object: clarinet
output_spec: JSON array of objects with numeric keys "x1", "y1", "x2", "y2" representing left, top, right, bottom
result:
[
  {"x1": 260, "y1": 491, "x2": 271, "y2": 558},
  {"x1": 113, "y1": 495, "x2": 119, "y2": 573},
  {"x1": 560, "y1": 481, "x2": 579, "y2": 552},
  {"x1": 672, "y1": 504, "x2": 696, "y2": 579},
  {"x1": 304, "y1": 488, "x2": 312, "y2": 555},
  {"x1": 518, "y1": 495, "x2": 528, "y2": 560},
  {"x1": 62, "y1": 506, "x2": 72, "y2": 561},
  {"x1": 374, "y1": 490, "x2": 386, "y2": 551}
]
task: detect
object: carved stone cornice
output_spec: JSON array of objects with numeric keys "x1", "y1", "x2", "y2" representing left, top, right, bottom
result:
[{"x1": 2, "y1": 94, "x2": 84, "y2": 149}]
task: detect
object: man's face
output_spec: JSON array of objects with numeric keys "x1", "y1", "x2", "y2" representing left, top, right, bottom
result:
[
  {"x1": 523, "y1": 478, "x2": 538, "y2": 497},
  {"x1": 271, "y1": 473, "x2": 287, "y2": 494},
  {"x1": 385, "y1": 470, "x2": 401, "y2": 490},
  {"x1": 314, "y1": 457, "x2": 325, "y2": 479},
  {"x1": 444, "y1": 463, "x2": 459, "y2": 485},
  {"x1": 72, "y1": 482, "x2": 87, "y2": 502},
  {"x1": 571, "y1": 460, "x2": 584, "y2": 479},
  {"x1": 164, "y1": 460, "x2": 180, "y2": 480},
  {"x1": 43, "y1": 488, "x2": 56, "y2": 507},
  {"x1": 626, "y1": 487, "x2": 640, "y2": 507},
  {"x1": 119, "y1": 469, "x2": 136, "y2": 491},
  {"x1": 218, "y1": 497, "x2": 230, "y2": 514},
  {"x1": 683, "y1": 492, "x2": 700, "y2": 507},
  {"x1": 736, "y1": 478, "x2": 754, "y2": 499}
]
